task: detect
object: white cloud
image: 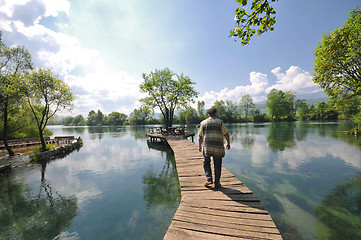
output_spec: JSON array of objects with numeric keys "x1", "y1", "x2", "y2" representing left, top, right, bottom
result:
[
  {"x1": 1, "y1": 0, "x2": 143, "y2": 116},
  {"x1": 267, "y1": 66, "x2": 320, "y2": 94},
  {"x1": 197, "y1": 71, "x2": 269, "y2": 108},
  {"x1": 197, "y1": 66, "x2": 322, "y2": 108}
]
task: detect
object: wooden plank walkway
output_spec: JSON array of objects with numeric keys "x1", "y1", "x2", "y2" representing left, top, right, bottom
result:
[{"x1": 164, "y1": 138, "x2": 282, "y2": 240}]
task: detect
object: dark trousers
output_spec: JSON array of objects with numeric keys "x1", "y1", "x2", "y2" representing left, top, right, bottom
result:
[{"x1": 203, "y1": 156, "x2": 222, "y2": 184}]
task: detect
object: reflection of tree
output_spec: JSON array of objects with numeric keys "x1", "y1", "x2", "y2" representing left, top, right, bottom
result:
[
  {"x1": 315, "y1": 173, "x2": 361, "y2": 240},
  {"x1": 143, "y1": 142, "x2": 181, "y2": 210},
  {"x1": 240, "y1": 129, "x2": 255, "y2": 149},
  {"x1": 267, "y1": 122, "x2": 296, "y2": 151},
  {"x1": 61, "y1": 126, "x2": 86, "y2": 135},
  {"x1": 0, "y1": 168, "x2": 78, "y2": 240}
]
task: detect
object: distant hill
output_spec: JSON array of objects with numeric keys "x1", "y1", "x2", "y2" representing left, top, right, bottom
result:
[{"x1": 255, "y1": 97, "x2": 328, "y2": 113}]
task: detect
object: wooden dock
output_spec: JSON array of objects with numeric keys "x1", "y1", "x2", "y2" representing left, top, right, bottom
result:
[
  {"x1": 146, "y1": 131, "x2": 195, "y2": 142},
  {"x1": 163, "y1": 138, "x2": 282, "y2": 240}
]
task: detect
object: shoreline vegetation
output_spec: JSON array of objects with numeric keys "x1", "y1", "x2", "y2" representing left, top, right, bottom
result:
[{"x1": 54, "y1": 95, "x2": 360, "y2": 131}]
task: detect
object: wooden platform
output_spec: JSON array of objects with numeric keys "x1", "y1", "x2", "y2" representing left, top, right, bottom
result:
[
  {"x1": 164, "y1": 138, "x2": 282, "y2": 240},
  {"x1": 146, "y1": 131, "x2": 195, "y2": 142}
]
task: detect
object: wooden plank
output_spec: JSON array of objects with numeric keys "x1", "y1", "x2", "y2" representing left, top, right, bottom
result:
[
  {"x1": 173, "y1": 214, "x2": 281, "y2": 234},
  {"x1": 164, "y1": 226, "x2": 247, "y2": 240},
  {"x1": 174, "y1": 209, "x2": 277, "y2": 228},
  {"x1": 170, "y1": 220, "x2": 282, "y2": 240}
]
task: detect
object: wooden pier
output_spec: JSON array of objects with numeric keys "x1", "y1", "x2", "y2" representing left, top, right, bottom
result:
[
  {"x1": 146, "y1": 131, "x2": 195, "y2": 142},
  {"x1": 163, "y1": 137, "x2": 282, "y2": 240}
]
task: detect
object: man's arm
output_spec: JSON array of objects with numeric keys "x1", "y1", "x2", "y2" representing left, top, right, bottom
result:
[
  {"x1": 225, "y1": 134, "x2": 230, "y2": 150},
  {"x1": 198, "y1": 136, "x2": 202, "y2": 152}
]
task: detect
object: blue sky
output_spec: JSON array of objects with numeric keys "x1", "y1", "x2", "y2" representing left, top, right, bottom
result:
[{"x1": 1, "y1": 0, "x2": 359, "y2": 116}]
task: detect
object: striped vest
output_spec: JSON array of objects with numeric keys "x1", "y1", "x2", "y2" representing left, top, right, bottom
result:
[{"x1": 199, "y1": 117, "x2": 226, "y2": 158}]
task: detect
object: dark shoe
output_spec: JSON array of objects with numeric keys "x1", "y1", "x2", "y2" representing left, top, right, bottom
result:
[
  {"x1": 204, "y1": 180, "x2": 213, "y2": 188},
  {"x1": 214, "y1": 183, "x2": 221, "y2": 189}
]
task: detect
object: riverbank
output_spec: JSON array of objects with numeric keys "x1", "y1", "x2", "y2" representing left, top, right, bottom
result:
[{"x1": 0, "y1": 136, "x2": 82, "y2": 174}]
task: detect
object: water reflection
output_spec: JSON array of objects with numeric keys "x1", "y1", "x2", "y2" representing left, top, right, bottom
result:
[
  {"x1": 223, "y1": 121, "x2": 361, "y2": 240},
  {"x1": 0, "y1": 170, "x2": 78, "y2": 240},
  {"x1": 316, "y1": 173, "x2": 361, "y2": 240},
  {"x1": 143, "y1": 142, "x2": 181, "y2": 210},
  {"x1": 267, "y1": 122, "x2": 297, "y2": 151},
  {"x1": 2, "y1": 122, "x2": 360, "y2": 240}
]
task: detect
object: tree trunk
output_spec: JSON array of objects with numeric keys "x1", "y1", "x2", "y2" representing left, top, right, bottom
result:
[
  {"x1": 39, "y1": 128, "x2": 47, "y2": 152},
  {"x1": 164, "y1": 108, "x2": 171, "y2": 128},
  {"x1": 2, "y1": 98, "x2": 15, "y2": 156}
]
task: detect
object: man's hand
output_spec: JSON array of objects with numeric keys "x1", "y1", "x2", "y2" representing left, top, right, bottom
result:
[
  {"x1": 226, "y1": 143, "x2": 230, "y2": 150},
  {"x1": 198, "y1": 145, "x2": 202, "y2": 152}
]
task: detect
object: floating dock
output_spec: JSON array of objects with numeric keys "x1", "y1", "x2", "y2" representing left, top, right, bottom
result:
[{"x1": 163, "y1": 137, "x2": 282, "y2": 240}]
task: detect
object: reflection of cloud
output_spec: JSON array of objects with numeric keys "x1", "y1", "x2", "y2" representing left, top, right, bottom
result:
[
  {"x1": 44, "y1": 133, "x2": 160, "y2": 209},
  {"x1": 251, "y1": 136, "x2": 270, "y2": 165},
  {"x1": 275, "y1": 139, "x2": 361, "y2": 170}
]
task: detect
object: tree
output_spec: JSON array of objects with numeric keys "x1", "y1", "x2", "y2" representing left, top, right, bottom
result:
[
  {"x1": 230, "y1": 0, "x2": 278, "y2": 45},
  {"x1": 25, "y1": 68, "x2": 74, "y2": 151},
  {"x1": 197, "y1": 100, "x2": 206, "y2": 119},
  {"x1": 72, "y1": 114, "x2": 87, "y2": 126},
  {"x1": 266, "y1": 89, "x2": 296, "y2": 121},
  {"x1": 178, "y1": 106, "x2": 199, "y2": 124},
  {"x1": 128, "y1": 106, "x2": 150, "y2": 125},
  {"x1": 139, "y1": 68, "x2": 198, "y2": 128},
  {"x1": 0, "y1": 33, "x2": 33, "y2": 156},
  {"x1": 96, "y1": 109, "x2": 104, "y2": 126},
  {"x1": 295, "y1": 99, "x2": 309, "y2": 120},
  {"x1": 313, "y1": 7, "x2": 361, "y2": 103},
  {"x1": 212, "y1": 100, "x2": 239, "y2": 122},
  {"x1": 240, "y1": 94, "x2": 255, "y2": 121},
  {"x1": 87, "y1": 110, "x2": 97, "y2": 126},
  {"x1": 107, "y1": 112, "x2": 127, "y2": 126},
  {"x1": 334, "y1": 97, "x2": 360, "y2": 120},
  {"x1": 62, "y1": 116, "x2": 74, "y2": 126}
]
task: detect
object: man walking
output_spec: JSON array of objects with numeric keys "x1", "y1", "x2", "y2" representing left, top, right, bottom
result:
[{"x1": 198, "y1": 108, "x2": 230, "y2": 189}]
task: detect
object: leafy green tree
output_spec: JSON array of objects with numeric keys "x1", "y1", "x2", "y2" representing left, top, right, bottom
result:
[
  {"x1": 62, "y1": 116, "x2": 74, "y2": 126},
  {"x1": 0, "y1": 33, "x2": 33, "y2": 156},
  {"x1": 128, "y1": 106, "x2": 150, "y2": 125},
  {"x1": 266, "y1": 89, "x2": 296, "y2": 121},
  {"x1": 230, "y1": 0, "x2": 278, "y2": 45},
  {"x1": 178, "y1": 106, "x2": 199, "y2": 124},
  {"x1": 316, "y1": 102, "x2": 327, "y2": 120},
  {"x1": 197, "y1": 100, "x2": 206, "y2": 119},
  {"x1": 0, "y1": 103, "x2": 40, "y2": 139},
  {"x1": 96, "y1": 109, "x2": 104, "y2": 126},
  {"x1": 295, "y1": 99, "x2": 309, "y2": 120},
  {"x1": 25, "y1": 68, "x2": 74, "y2": 151},
  {"x1": 87, "y1": 110, "x2": 97, "y2": 126},
  {"x1": 212, "y1": 100, "x2": 239, "y2": 122},
  {"x1": 139, "y1": 68, "x2": 198, "y2": 128},
  {"x1": 333, "y1": 97, "x2": 360, "y2": 120},
  {"x1": 107, "y1": 111, "x2": 127, "y2": 126},
  {"x1": 313, "y1": 7, "x2": 361, "y2": 103},
  {"x1": 240, "y1": 94, "x2": 255, "y2": 121},
  {"x1": 252, "y1": 109, "x2": 268, "y2": 122},
  {"x1": 72, "y1": 114, "x2": 86, "y2": 126}
]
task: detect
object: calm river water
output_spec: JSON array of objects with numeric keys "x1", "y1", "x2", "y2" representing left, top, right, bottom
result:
[{"x1": 0, "y1": 121, "x2": 360, "y2": 240}]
